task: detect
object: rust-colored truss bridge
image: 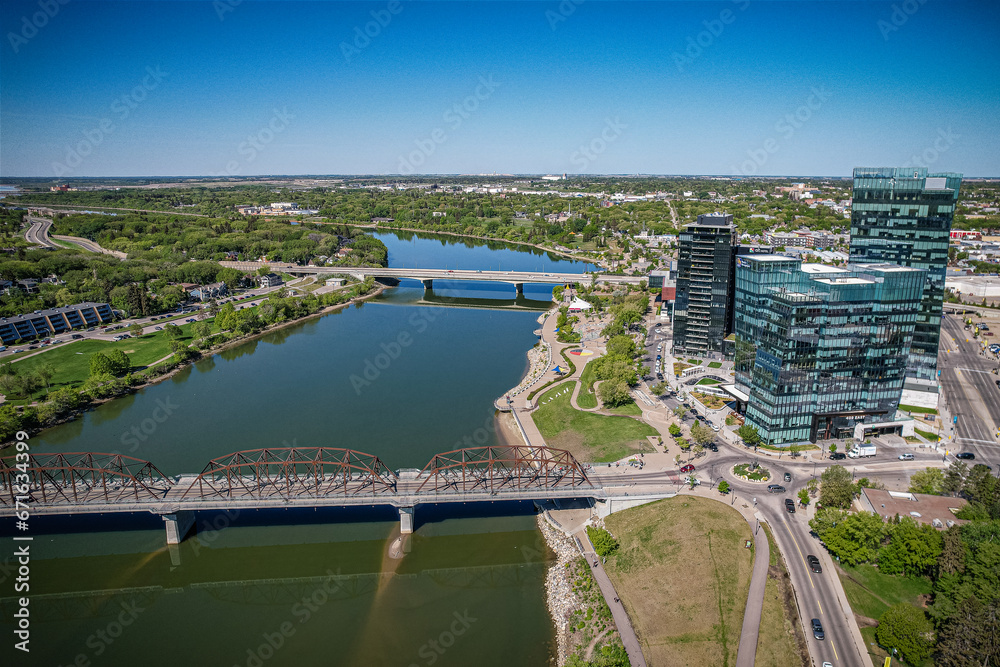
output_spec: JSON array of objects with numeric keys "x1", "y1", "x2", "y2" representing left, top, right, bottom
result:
[
  {"x1": 0, "y1": 452, "x2": 173, "y2": 505},
  {"x1": 416, "y1": 445, "x2": 592, "y2": 494}
]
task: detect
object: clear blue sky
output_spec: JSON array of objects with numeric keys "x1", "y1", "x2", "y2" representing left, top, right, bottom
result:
[{"x1": 2, "y1": 1, "x2": 998, "y2": 177}]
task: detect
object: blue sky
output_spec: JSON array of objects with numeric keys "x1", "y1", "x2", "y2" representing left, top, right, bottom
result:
[{"x1": 1, "y1": 0, "x2": 998, "y2": 177}]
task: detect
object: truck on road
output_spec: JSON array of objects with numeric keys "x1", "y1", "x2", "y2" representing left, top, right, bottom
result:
[{"x1": 848, "y1": 444, "x2": 877, "y2": 459}]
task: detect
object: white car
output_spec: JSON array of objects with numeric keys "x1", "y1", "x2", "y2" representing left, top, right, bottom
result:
[{"x1": 899, "y1": 453, "x2": 915, "y2": 461}]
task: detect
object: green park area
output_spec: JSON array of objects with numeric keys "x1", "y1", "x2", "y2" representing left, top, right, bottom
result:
[
  {"x1": 899, "y1": 404, "x2": 938, "y2": 415},
  {"x1": 6, "y1": 322, "x2": 203, "y2": 399},
  {"x1": 601, "y1": 497, "x2": 801, "y2": 666},
  {"x1": 696, "y1": 377, "x2": 721, "y2": 386},
  {"x1": 707, "y1": 361, "x2": 723, "y2": 369},
  {"x1": 532, "y1": 381, "x2": 655, "y2": 462}
]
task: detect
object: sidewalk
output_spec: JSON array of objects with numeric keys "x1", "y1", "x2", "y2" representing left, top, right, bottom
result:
[{"x1": 576, "y1": 529, "x2": 648, "y2": 667}]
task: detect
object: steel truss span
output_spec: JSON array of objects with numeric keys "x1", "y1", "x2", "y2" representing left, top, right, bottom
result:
[
  {"x1": 0, "y1": 452, "x2": 173, "y2": 505},
  {"x1": 181, "y1": 448, "x2": 398, "y2": 499},
  {"x1": 416, "y1": 446, "x2": 592, "y2": 494}
]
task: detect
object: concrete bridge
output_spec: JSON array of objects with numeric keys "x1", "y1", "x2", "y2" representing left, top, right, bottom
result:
[
  {"x1": 220, "y1": 262, "x2": 644, "y2": 294},
  {"x1": 2, "y1": 448, "x2": 673, "y2": 546}
]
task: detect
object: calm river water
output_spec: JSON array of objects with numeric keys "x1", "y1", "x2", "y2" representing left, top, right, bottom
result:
[{"x1": 1, "y1": 231, "x2": 592, "y2": 666}]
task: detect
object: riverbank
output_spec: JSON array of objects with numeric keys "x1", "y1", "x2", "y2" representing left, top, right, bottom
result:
[
  {"x1": 0, "y1": 283, "x2": 385, "y2": 447},
  {"x1": 340, "y1": 221, "x2": 604, "y2": 267}
]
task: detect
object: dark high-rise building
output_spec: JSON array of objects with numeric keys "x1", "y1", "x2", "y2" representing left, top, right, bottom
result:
[
  {"x1": 733, "y1": 256, "x2": 925, "y2": 445},
  {"x1": 849, "y1": 167, "x2": 962, "y2": 397},
  {"x1": 673, "y1": 213, "x2": 735, "y2": 355}
]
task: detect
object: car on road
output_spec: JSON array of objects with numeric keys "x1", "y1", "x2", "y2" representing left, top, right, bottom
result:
[
  {"x1": 27, "y1": 345, "x2": 37, "y2": 350},
  {"x1": 767, "y1": 484, "x2": 786, "y2": 493},
  {"x1": 785, "y1": 498, "x2": 796, "y2": 513},
  {"x1": 679, "y1": 464, "x2": 695, "y2": 473},
  {"x1": 705, "y1": 442, "x2": 718, "y2": 452},
  {"x1": 86, "y1": 327, "x2": 95, "y2": 332},
  {"x1": 957, "y1": 452, "x2": 976, "y2": 460},
  {"x1": 71, "y1": 334, "x2": 83, "y2": 339},
  {"x1": 710, "y1": 422, "x2": 720, "y2": 431},
  {"x1": 899, "y1": 453, "x2": 915, "y2": 461},
  {"x1": 783, "y1": 472, "x2": 792, "y2": 482},
  {"x1": 807, "y1": 555, "x2": 822, "y2": 573},
  {"x1": 830, "y1": 452, "x2": 846, "y2": 460},
  {"x1": 155, "y1": 326, "x2": 163, "y2": 330},
  {"x1": 811, "y1": 618, "x2": 824, "y2": 640}
]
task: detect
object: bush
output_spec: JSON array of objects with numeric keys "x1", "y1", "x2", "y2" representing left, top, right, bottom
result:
[
  {"x1": 587, "y1": 526, "x2": 619, "y2": 558},
  {"x1": 875, "y1": 604, "x2": 934, "y2": 665}
]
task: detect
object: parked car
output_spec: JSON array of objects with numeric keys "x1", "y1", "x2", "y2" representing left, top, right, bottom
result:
[
  {"x1": 957, "y1": 452, "x2": 976, "y2": 460},
  {"x1": 767, "y1": 484, "x2": 786, "y2": 493},
  {"x1": 71, "y1": 334, "x2": 83, "y2": 340},
  {"x1": 679, "y1": 464, "x2": 695, "y2": 473},
  {"x1": 899, "y1": 453, "x2": 915, "y2": 461},
  {"x1": 785, "y1": 498, "x2": 796, "y2": 513},
  {"x1": 830, "y1": 452, "x2": 846, "y2": 460},
  {"x1": 807, "y1": 555, "x2": 822, "y2": 573},
  {"x1": 705, "y1": 442, "x2": 718, "y2": 452},
  {"x1": 811, "y1": 618, "x2": 824, "y2": 640}
]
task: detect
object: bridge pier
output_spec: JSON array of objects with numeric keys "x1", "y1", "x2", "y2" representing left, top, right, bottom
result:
[
  {"x1": 399, "y1": 506, "x2": 415, "y2": 534},
  {"x1": 161, "y1": 511, "x2": 196, "y2": 545},
  {"x1": 513, "y1": 282, "x2": 524, "y2": 295},
  {"x1": 421, "y1": 279, "x2": 433, "y2": 292}
]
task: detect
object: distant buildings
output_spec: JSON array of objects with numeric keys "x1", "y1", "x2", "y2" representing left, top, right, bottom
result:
[
  {"x1": 258, "y1": 273, "x2": 283, "y2": 289},
  {"x1": 237, "y1": 202, "x2": 319, "y2": 216},
  {"x1": 733, "y1": 256, "x2": 925, "y2": 445},
  {"x1": 189, "y1": 282, "x2": 227, "y2": 301},
  {"x1": 0, "y1": 302, "x2": 114, "y2": 345},
  {"x1": 673, "y1": 213, "x2": 735, "y2": 355},
  {"x1": 849, "y1": 167, "x2": 963, "y2": 403}
]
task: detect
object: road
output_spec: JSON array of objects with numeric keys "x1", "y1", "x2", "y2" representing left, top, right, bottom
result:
[
  {"x1": 938, "y1": 314, "x2": 1000, "y2": 463},
  {"x1": 24, "y1": 216, "x2": 58, "y2": 248}
]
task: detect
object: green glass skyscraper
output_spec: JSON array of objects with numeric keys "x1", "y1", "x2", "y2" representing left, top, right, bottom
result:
[{"x1": 849, "y1": 167, "x2": 962, "y2": 397}]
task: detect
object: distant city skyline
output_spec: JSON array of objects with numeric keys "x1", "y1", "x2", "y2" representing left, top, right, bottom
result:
[{"x1": 1, "y1": 1, "x2": 998, "y2": 178}]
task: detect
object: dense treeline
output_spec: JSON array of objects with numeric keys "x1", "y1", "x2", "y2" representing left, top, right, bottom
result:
[{"x1": 810, "y1": 463, "x2": 1000, "y2": 665}]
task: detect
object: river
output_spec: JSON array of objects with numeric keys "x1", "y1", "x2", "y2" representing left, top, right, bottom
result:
[{"x1": 2, "y1": 231, "x2": 593, "y2": 666}]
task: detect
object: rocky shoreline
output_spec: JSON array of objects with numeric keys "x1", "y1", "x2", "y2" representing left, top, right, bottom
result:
[{"x1": 537, "y1": 514, "x2": 585, "y2": 665}]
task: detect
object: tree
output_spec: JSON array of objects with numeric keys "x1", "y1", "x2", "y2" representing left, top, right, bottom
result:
[
  {"x1": 942, "y1": 462, "x2": 968, "y2": 496},
  {"x1": 164, "y1": 323, "x2": 183, "y2": 339},
  {"x1": 691, "y1": 444, "x2": 704, "y2": 459},
  {"x1": 673, "y1": 405, "x2": 688, "y2": 420},
  {"x1": 878, "y1": 517, "x2": 943, "y2": 577},
  {"x1": 598, "y1": 378, "x2": 632, "y2": 407},
  {"x1": 935, "y1": 596, "x2": 1000, "y2": 667},
  {"x1": 193, "y1": 320, "x2": 213, "y2": 341},
  {"x1": 820, "y1": 465, "x2": 855, "y2": 509},
  {"x1": 829, "y1": 443, "x2": 838, "y2": 456},
  {"x1": 674, "y1": 454, "x2": 681, "y2": 468},
  {"x1": 737, "y1": 424, "x2": 760, "y2": 448},
  {"x1": 35, "y1": 363, "x2": 54, "y2": 393},
  {"x1": 690, "y1": 421, "x2": 714, "y2": 446},
  {"x1": 668, "y1": 423, "x2": 682, "y2": 437},
  {"x1": 587, "y1": 526, "x2": 619, "y2": 558},
  {"x1": 129, "y1": 322, "x2": 144, "y2": 338},
  {"x1": 909, "y1": 467, "x2": 945, "y2": 495},
  {"x1": 651, "y1": 381, "x2": 668, "y2": 396},
  {"x1": 821, "y1": 511, "x2": 885, "y2": 566},
  {"x1": 798, "y1": 488, "x2": 810, "y2": 507},
  {"x1": 718, "y1": 480, "x2": 730, "y2": 494},
  {"x1": 874, "y1": 603, "x2": 934, "y2": 665}
]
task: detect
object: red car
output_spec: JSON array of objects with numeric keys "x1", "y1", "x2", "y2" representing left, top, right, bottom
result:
[{"x1": 680, "y1": 464, "x2": 695, "y2": 473}]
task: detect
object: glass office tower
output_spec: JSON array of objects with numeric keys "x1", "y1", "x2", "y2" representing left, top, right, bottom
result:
[
  {"x1": 673, "y1": 213, "x2": 735, "y2": 355},
  {"x1": 733, "y1": 256, "x2": 925, "y2": 445},
  {"x1": 849, "y1": 167, "x2": 963, "y2": 391}
]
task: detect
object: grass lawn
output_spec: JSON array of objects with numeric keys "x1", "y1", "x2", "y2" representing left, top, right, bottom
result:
[
  {"x1": 604, "y1": 496, "x2": 753, "y2": 667},
  {"x1": 605, "y1": 401, "x2": 642, "y2": 416},
  {"x1": 838, "y1": 563, "x2": 932, "y2": 621},
  {"x1": 686, "y1": 358, "x2": 702, "y2": 365},
  {"x1": 707, "y1": 361, "x2": 723, "y2": 369},
  {"x1": 696, "y1": 378, "x2": 722, "y2": 386},
  {"x1": 914, "y1": 428, "x2": 939, "y2": 442},
  {"x1": 532, "y1": 381, "x2": 656, "y2": 462},
  {"x1": 899, "y1": 404, "x2": 938, "y2": 415},
  {"x1": 9, "y1": 322, "x2": 205, "y2": 393},
  {"x1": 756, "y1": 524, "x2": 808, "y2": 667},
  {"x1": 577, "y1": 358, "x2": 599, "y2": 409}
]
